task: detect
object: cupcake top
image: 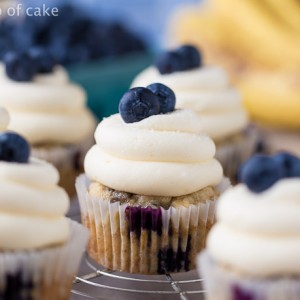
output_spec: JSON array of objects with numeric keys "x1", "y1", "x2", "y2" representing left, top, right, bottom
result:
[
  {"x1": 131, "y1": 45, "x2": 248, "y2": 141},
  {"x1": 0, "y1": 132, "x2": 70, "y2": 250},
  {"x1": 207, "y1": 153, "x2": 300, "y2": 277},
  {"x1": 0, "y1": 106, "x2": 9, "y2": 131},
  {"x1": 0, "y1": 49, "x2": 96, "y2": 145},
  {"x1": 85, "y1": 85, "x2": 223, "y2": 197}
]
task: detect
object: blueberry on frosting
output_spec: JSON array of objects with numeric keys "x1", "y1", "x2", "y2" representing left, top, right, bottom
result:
[
  {"x1": 4, "y1": 51, "x2": 37, "y2": 82},
  {"x1": 147, "y1": 83, "x2": 176, "y2": 114},
  {"x1": 274, "y1": 152, "x2": 300, "y2": 178},
  {"x1": 155, "y1": 44, "x2": 202, "y2": 75},
  {"x1": 239, "y1": 155, "x2": 284, "y2": 193},
  {"x1": 0, "y1": 132, "x2": 30, "y2": 163},
  {"x1": 4, "y1": 48, "x2": 56, "y2": 82},
  {"x1": 119, "y1": 87, "x2": 160, "y2": 123},
  {"x1": 155, "y1": 51, "x2": 182, "y2": 75},
  {"x1": 239, "y1": 152, "x2": 300, "y2": 193},
  {"x1": 177, "y1": 45, "x2": 202, "y2": 70},
  {"x1": 28, "y1": 47, "x2": 55, "y2": 74}
]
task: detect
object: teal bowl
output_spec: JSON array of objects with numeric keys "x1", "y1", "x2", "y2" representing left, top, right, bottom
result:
[{"x1": 67, "y1": 52, "x2": 153, "y2": 120}]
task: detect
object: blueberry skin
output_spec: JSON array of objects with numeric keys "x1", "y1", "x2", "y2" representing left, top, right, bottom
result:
[
  {"x1": 4, "y1": 52, "x2": 37, "y2": 82},
  {"x1": 177, "y1": 45, "x2": 201, "y2": 69},
  {"x1": 155, "y1": 51, "x2": 183, "y2": 74},
  {"x1": 28, "y1": 47, "x2": 55, "y2": 74},
  {"x1": 146, "y1": 83, "x2": 176, "y2": 114},
  {"x1": 239, "y1": 155, "x2": 285, "y2": 193},
  {"x1": 0, "y1": 132, "x2": 30, "y2": 163},
  {"x1": 155, "y1": 45, "x2": 201, "y2": 74},
  {"x1": 274, "y1": 152, "x2": 300, "y2": 178},
  {"x1": 119, "y1": 87, "x2": 160, "y2": 123}
]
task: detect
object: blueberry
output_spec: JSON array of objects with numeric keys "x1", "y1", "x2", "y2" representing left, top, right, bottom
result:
[
  {"x1": 146, "y1": 83, "x2": 176, "y2": 114},
  {"x1": 274, "y1": 152, "x2": 300, "y2": 178},
  {"x1": 177, "y1": 45, "x2": 201, "y2": 69},
  {"x1": 4, "y1": 52, "x2": 37, "y2": 82},
  {"x1": 154, "y1": 51, "x2": 182, "y2": 74},
  {"x1": 28, "y1": 47, "x2": 55, "y2": 74},
  {"x1": 155, "y1": 45, "x2": 202, "y2": 75},
  {"x1": 239, "y1": 155, "x2": 285, "y2": 193},
  {"x1": 119, "y1": 87, "x2": 160, "y2": 123},
  {"x1": 0, "y1": 133, "x2": 30, "y2": 163}
]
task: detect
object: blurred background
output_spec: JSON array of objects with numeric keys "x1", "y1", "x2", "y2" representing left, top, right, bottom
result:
[
  {"x1": 1, "y1": 0, "x2": 199, "y2": 118},
  {"x1": 0, "y1": 0, "x2": 299, "y2": 155}
]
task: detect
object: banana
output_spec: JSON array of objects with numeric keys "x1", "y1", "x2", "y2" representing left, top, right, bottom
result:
[
  {"x1": 263, "y1": 0, "x2": 300, "y2": 33},
  {"x1": 171, "y1": 9, "x2": 255, "y2": 68},
  {"x1": 237, "y1": 70, "x2": 300, "y2": 129},
  {"x1": 209, "y1": 0, "x2": 300, "y2": 70}
]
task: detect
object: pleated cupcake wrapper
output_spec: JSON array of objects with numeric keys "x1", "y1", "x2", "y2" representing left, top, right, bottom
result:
[
  {"x1": 32, "y1": 135, "x2": 95, "y2": 197},
  {"x1": 216, "y1": 125, "x2": 260, "y2": 182},
  {"x1": 199, "y1": 251, "x2": 300, "y2": 300},
  {"x1": 0, "y1": 220, "x2": 89, "y2": 300},
  {"x1": 76, "y1": 175, "x2": 230, "y2": 275}
]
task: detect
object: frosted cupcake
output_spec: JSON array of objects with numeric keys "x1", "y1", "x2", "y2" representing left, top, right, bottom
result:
[
  {"x1": 0, "y1": 106, "x2": 9, "y2": 132},
  {"x1": 131, "y1": 45, "x2": 258, "y2": 181},
  {"x1": 0, "y1": 130, "x2": 88, "y2": 299},
  {"x1": 0, "y1": 49, "x2": 96, "y2": 196},
  {"x1": 77, "y1": 84, "x2": 229, "y2": 274},
  {"x1": 199, "y1": 152, "x2": 300, "y2": 300}
]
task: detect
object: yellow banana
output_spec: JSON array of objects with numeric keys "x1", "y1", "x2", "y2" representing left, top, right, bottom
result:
[
  {"x1": 263, "y1": 0, "x2": 300, "y2": 33},
  {"x1": 209, "y1": 0, "x2": 300, "y2": 70},
  {"x1": 237, "y1": 70, "x2": 300, "y2": 129}
]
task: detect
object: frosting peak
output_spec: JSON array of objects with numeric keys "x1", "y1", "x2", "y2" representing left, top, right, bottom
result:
[
  {"x1": 85, "y1": 109, "x2": 223, "y2": 197},
  {"x1": 131, "y1": 66, "x2": 248, "y2": 141},
  {"x1": 0, "y1": 157, "x2": 70, "y2": 250},
  {"x1": 0, "y1": 106, "x2": 9, "y2": 131},
  {"x1": 0, "y1": 64, "x2": 95, "y2": 144},
  {"x1": 207, "y1": 178, "x2": 300, "y2": 276}
]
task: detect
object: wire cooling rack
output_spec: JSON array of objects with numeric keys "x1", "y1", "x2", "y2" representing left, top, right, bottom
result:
[{"x1": 71, "y1": 253, "x2": 206, "y2": 300}]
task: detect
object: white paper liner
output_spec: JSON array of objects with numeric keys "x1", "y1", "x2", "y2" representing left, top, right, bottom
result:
[
  {"x1": 76, "y1": 175, "x2": 230, "y2": 275},
  {"x1": 32, "y1": 135, "x2": 95, "y2": 196},
  {"x1": 216, "y1": 125, "x2": 259, "y2": 181},
  {"x1": 0, "y1": 220, "x2": 89, "y2": 300},
  {"x1": 199, "y1": 251, "x2": 300, "y2": 300},
  {"x1": 32, "y1": 134, "x2": 94, "y2": 169}
]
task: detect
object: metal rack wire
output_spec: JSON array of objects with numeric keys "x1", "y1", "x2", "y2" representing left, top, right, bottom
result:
[{"x1": 72, "y1": 253, "x2": 206, "y2": 300}]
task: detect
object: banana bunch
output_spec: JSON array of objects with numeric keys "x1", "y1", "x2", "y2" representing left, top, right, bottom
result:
[{"x1": 170, "y1": 0, "x2": 300, "y2": 129}]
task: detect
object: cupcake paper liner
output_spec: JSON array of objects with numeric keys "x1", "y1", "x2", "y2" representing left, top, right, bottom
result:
[
  {"x1": 0, "y1": 220, "x2": 89, "y2": 300},
  {"x1": 76, "y1": 175, "x2": 230, "y2": 275},
  {"x1": 32, "y1": 135, "x2": 94, "y2": 197},
  {"x1": 199, "y1": 251, "x2": 300, "y2": 300},
  {"x1": 216, "y1": 125, "x2": 260, "y2": 182}
]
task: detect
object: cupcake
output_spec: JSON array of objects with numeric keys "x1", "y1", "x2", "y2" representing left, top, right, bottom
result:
[
  {"x1": 131, "y1": 45, "x2": 258, "y2": 181},
  {"x1": 0, "y1": 49, "x2": 96, "y2": 196},
  {"x1": 0, "y1": 130, "x2": 89, "y2": 299},
  {"x1": 169, "y1": 1, "x2": 300, "y2": 157},
  {"x1": 0, "y1": 106, "x2": 9, "y2": 132},
  {"x1": 199, "y1": 152, "x2": 300, "y2": 300},
  {"x1": 77, "y1": 84, "x2": 229, "y2": 275}
]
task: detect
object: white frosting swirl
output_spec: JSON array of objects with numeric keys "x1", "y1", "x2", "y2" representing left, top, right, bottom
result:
[
  {"x1": 131, "y1": 66, "x2": 248, "y2": 141},
  {"x1": 0, "y1": 158, "x2": 70, "y2": 250},
  {"x1": 0, "y1": 64, "x2": 95, "y2": 144},
  {"x1": 0, "y1": 106, "x2": 9, "y2": 131},
  {"x1": 85, "y1": 110, "x2": 223, "y2": 197},
  {"x1": 207, "y1": 179, "x2": 300, "y2": 276}
]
